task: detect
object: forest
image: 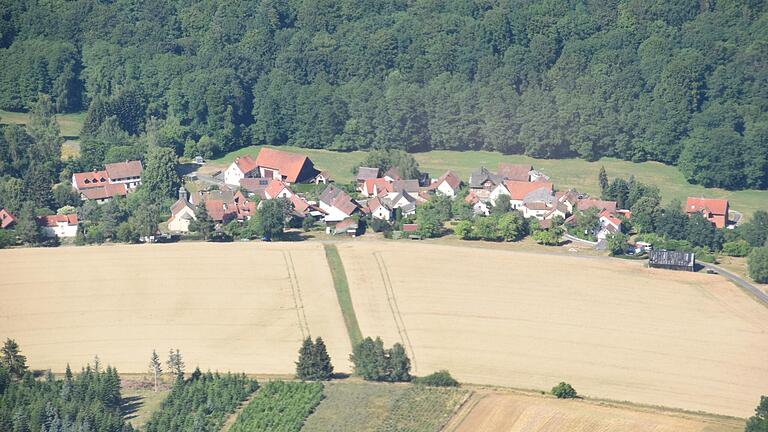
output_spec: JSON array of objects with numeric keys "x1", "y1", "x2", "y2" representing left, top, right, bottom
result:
[{"x1": 0, "y1": 0, "x2": 766, "y2": 190}]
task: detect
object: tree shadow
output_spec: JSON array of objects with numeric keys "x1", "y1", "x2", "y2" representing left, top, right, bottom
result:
[
  {"x1": 331, "y1": 372, "x2": 351, "y2": 380},
  {"x1": 278, "y1": 231, "x2": 310, "y2": 242},
  {"x1": 177, "y1": 163, "x2": 199, "y2": 176},
  {"x1": 121, "y1": 395, "x2": 143, "y2": 421}
]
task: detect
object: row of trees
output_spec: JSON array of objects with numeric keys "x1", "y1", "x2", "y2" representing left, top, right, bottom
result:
[
  {"x1": 2, "y1": 0, "x2": 766, "y2": 189},
  {"x1": 0, "y1": 340, "x2": 128, "y2": 432},
  {"x1": 295, "y1": 337, "x2": 334, "y2": 381}
]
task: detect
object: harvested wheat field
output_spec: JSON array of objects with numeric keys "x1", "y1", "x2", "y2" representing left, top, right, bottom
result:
[
  {"x1": 0, "y1": 242, "x2": 350, "y2": 374},
  {"x1": 445, "y1": 391, "x2": 744, "y2": 432},
  {"x1": 337, "y1": 241, "x2": 768, "y2": 417}
]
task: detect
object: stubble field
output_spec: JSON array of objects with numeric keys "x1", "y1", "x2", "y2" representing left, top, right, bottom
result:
[
  {"x1": 0, "y1": 242, "x2": 351, "y2": 375},
  {"x1": 337, "y1": 241, "x2": 768, "y2": 417}
]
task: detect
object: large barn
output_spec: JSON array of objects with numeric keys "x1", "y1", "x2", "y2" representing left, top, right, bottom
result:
[{"x1": 648, "y1": 250, "x2": 695, "y2": 272}]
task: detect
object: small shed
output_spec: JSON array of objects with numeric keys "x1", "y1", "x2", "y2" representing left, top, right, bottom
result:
[{"x1": 648, "y1": 250, "x2": 694, "y2": 272}]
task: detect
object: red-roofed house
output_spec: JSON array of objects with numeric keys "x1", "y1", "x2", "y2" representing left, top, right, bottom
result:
[
  {"x1": 333, "y1": 218, "x2": 359, "y2": 236},
  {"x1": 361, "y1": 178, "x2": 393, "y2": 197},
  {"x1": 255, "y1": 148, "x2": 318, "y2": 184},
  {"x1": 168, "y1": 187, "x2": 196, "y2": 233},
  {"x1": 264, "y1": 180, "x2": 293, "y2": 200},
  {"x1": 319, "y1": 185, "x2": 359, "y2": 223},
  {"x1": 367, "y1": 197, "x2": 392, "y2": 221},
  {"x1": 491, "y1": 180, "x2": 553, "y2": 209},
  {"x1": 465, "y1": 191, "x2": 490, "y2": 216},
  {"x1": 224, "y1": 155, "x2": 260, "y2": 186},
  {"x1": 686, "y1": 197, "x2": 729, "y2": 228},
  {"x1": 1, "y1": 209, "x2": 16, "y2": 229},
  {"x1": 38, "y1": 214, "x2": 78, "y2": 238},
  {"x1": 598, "y1": 210, "x2": 622, "y2": 241},
  {"x1": 428, "y1": 171, "x2": 462, "y2": 197},
  {"x1": 576, "y1": 198, "x2": 617, "y2": 214},
  {"x1": 71, "y1": 160, "x2": 142, "y2": 202}
]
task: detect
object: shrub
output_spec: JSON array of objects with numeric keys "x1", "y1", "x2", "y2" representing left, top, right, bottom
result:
[
  {"x1": 413, "y1": 370, "x2": 459, "y2": 387},
  {"x1": 551, "y1": 382, "x2": 577, "y2": 399},
  {"x1": 722, "y1": 240, "x2": 751, "y2": 257}
]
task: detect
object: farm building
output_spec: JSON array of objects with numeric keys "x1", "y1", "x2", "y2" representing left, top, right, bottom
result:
[
  {"x1": 686, "y1": 197, "x2": 729, "y2": 228},
  {"x1": 38, "y1": 214, "x2": 78, "y2": 238},
  {"x1": 71, "y1": 160, "x2": 143, "y2": 202},
  {"x1": 224, "y1": 148, "x2": 319, "y2": 186},
  {"x1": 649, "y1": 250, "x2": 695, "y2": 272}
]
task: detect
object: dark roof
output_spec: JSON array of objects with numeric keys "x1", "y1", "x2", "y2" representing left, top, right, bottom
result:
[
  {"x1": 497, "y1": 163, "x2": 532, "y2": 181},
  {"x1": 649, "y1": 250, "x2": 695, "y2": 268},
  {"x1": 469, "y1": 167, "x2": 502, "y2": 188},
  {"x1": 392, "y1": 179, "x2": 420, "y2": 193},
  {"x1": 356, "y1": 167, "x2": 380, "y2": 181}
]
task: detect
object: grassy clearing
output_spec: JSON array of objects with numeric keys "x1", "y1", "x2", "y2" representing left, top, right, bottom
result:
[
  {"x1": 302, "y1": 381, "x2": 468, "y2": 432},
  {"x1": 324, "y1": 244, "x2": 363, "y2": 346},
  {"x1": 121, "y1": 388, "x2": 170, "y2": 429},
  {"x1": 0, "y1": 109, "x2": 85, "y2": 138},
  {"x1": 211, "y1": 145, "x2": 768, "y2": 217}
]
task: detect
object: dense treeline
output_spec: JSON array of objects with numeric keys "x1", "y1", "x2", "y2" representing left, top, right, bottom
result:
[
  {"x1": 144, "y1": 371, "x2": 257, "y2": 432},
  {"x1": 1, "y1": 0, "x2": 766, "y2": 189},
  {"x1": 0, "y1": 339, "x2": 128, "y2": 432},
  {"x1": 229, "y1": 381, "x2": 324, "y2": 432}
]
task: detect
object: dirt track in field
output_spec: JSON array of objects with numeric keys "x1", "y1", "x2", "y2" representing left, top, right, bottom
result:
[
  {"x1": 0, "y1": 242, "x2": 350, "y2": 374},
  {"x1": 337, "y1": 241, "x2": 768, "y2": 417},
  {"x1": 445, "y1": 391, "x2": 744, "y2": 432}
]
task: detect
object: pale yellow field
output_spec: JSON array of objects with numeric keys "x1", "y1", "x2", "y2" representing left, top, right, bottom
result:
[
  {"x1": 446, "y1": 391, "x2": 743, "y2": 432},
  {"x1": 337, "y1": 241, "x2": 768, "y2": 417},
  {"x1": 0, "y1": 242, "x2": 350, "y2": 375}
]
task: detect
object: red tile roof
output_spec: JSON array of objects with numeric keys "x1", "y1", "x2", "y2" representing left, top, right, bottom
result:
[
  {"x1": 497, "y1": 163, "x2": 532, "y2": 181},
  {"x1": 255, "y1": 148, "x2": 313, "y2": 183},
  {"x1": 600, "y1": 210, "x2": 622, "y2": 228},
  {"x1": 79, "y1": 183, "x2": 128, "y2": 200},
  {"x1": 430, "y1": 171, "x2": 461, "y2": 191},
  {"x1": 72, "y1": 170, "x2": 109, "y2": 190},
  {"x1": 503, "y1": 180, "x2": 553, "y2": 200},
  {"x1": 234, "y1": 155, "x2": 259, "y2": 175},
  {"x1": 686, "y1": 197, "x2": 728, "y2": 216},
  {"x1": 105, "y1": 160, "x2": 142, "y2": 179},
  {"x1": 39, "y1": 214, "x2": 78, "y2": 227},
  {"x1": 0, "y1": 209, "x2": 15, "y2": 229},
  {"x1": 577, "y1": 198, "x2": 617, "y2": 213},
  {"x1": 363, "y1": 178, "x2": 393, "y2": 196},
  {"x1": 465, "y1": 191, "x2": 479, "y2": 205},
  {"x1": 289, "y1": 194, "x2": 309, "y2": 214},
  {"x1": 335, "y1": 218, "x2": 358, "y2": 231},
  {"x1": 265, "y1": 180, "x2": 290, "y2": 199}
]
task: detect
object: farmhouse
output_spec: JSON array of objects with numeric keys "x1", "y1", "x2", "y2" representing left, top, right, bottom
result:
[
  {"x1": 497, "y1": 163, "x2": 532, "y2": 182},
  {"x1": 492, "y1": 180, "x2": 554, "y2": 209},
  {"x1": 319, "y1": 185, "x2": 359, "y2": 223},
  {"x1": 577, "y1": 198, "x2": 618, "y2": 214},
  {"x1": 366, "y1": 197, "x2": 392, "y2": 221},
  {"x1": 38, "y1": 214, "x2": 78, "y2": 238},
  {"x1": 383, "y1": 191, "x2": 418, "y2": 216},
  {"x1": 597, "y1": 210, "x2": 623, "y2": 241},
  {"x1": 192, "y1": 189, "x2": 257, "y2": 224},
  {"x1": 392, "y1": 179, "x2": 420, "y2": 194},
  {"x1": 466, "y1": 191, "x2": 490, "y2": 216},
  {"x1": 167, "y1": 187, "x2": 196, "y2": 233},
  {"x1": 428, "y1": 171, "x2": 461, "y2": 197},
  {"x1": 0, "y1": 209, "x2": 16, "y2": 229},
  {"x1": 356, "y1": 167, "x2": 379, "y2": 189},
  {"x1": 686, "y1": 197, "x2": 729, "y2": 228},
  {"x1": 264, "y1": 180, "x2": 293, "y2": 199},
  {"x1": 224, "y1": 148, "x2": 319, "y2": 186},
  {"x1": 649, "y1": 250, "x2": 695, "y2": 272},
  {"x1": 383, "y1": 167, "x2": 401, "y2": 182},
  {"x1": 71, "y1": 160, "x2": 142, "y2": 202},
  {"x1": 361, "y1": 178, "x2": 393, "y2": 197},
  {"x1": 469, "y1": 167, "x2": 503, "y2": 191}
]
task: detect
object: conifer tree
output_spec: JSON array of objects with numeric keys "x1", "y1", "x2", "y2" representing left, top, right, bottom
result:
[
  {"x1": 312, "y1": 337, "x2": 334, "y2": 380},
  {"x1": 387, "y1": 343, "x2": 411, "y2": 382},
  {"x1": 149, "y1": 350, "x2": 162, "y2": 392},
  {"x1": 1, "y1": 338, "x2": 27, "y2": 379},
  {"x1": 598, "y1": 166, "x2": 609, "y2": 196},
  {"x1": 166, "y1": 348, "x2": 184, "y2": 380},
  {"x1": 295, "y1": 337, "x2": 315, "y2": 380}
]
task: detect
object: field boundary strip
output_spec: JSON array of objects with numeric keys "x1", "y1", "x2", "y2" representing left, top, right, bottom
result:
[
  {"x1": 373, "y1": 251, "x2": 418, "y2": 373},
  {"x1": 323, "y1": 244, "x2": 363, "y2": 346},
  {"x1": 283, "y1": 250, "x2": 311, "y2": 340}
]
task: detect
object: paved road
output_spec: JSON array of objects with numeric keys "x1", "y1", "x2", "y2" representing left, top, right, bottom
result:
[{"x1": 701, "y1": 262, "x2": 768, "y2": 307}]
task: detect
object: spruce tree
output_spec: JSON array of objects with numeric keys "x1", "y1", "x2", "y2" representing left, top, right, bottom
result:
[
  {"x1": 1, "y1": 339, "x2": 27, "y2": 379},
  {"x1": 312, "y1": 337, "x2": 334, "y2": 381},
  {"x1": 149, "y1": 350, "x2": 162, "y2": 392},
  {"x1": 598, "y1": 166, "x2": 608, "y2": 197},
  {"x1": 166, "y1": 348, "x2": 184, "y2": 380},
  {"x1": 295, "y1": 337, "x2": 315, "y2": 380}
]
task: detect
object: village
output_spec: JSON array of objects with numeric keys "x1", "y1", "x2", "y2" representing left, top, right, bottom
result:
[{"x1": 0, "y1": 146, "x2": 738, "y2": 273}]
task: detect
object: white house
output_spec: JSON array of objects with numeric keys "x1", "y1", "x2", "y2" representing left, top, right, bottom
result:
[
  {"x1": 319, "y1": 185, "x2": 358, "y2": 223},
  {"x1": 224, "y1": 156, "x2": 259, "y2": 186},
  {"x1": 597, "y1": 211, "x2": 622, "y2": 241},
  {"x1": 264, "y1": 180, "x2": 293, "y2": 199},
  {"x1": 465, "y1": 191, "x2": 490, "y2": 216},
  {"x1": 167, "y1": 187, "x2": 196, "y2": 233},
  {"x1": 429, "y1": 171, "x2": 461, "y2": 197},
  {"x1": 38, "y1": 214, "x2": 78, "y2": 238},
  {"x1": 367, "y1": 197, "x2": 392, "y2": 221},
  {"x1": 383, "y1": 191, "x2": 418, "y2": 216}
]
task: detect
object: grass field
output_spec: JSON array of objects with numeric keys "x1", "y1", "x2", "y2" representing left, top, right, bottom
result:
[
  {"x1": 211, "y1": 145, "x2": 768, "y2": 217},
  {"x1": 0, "y1": 109, "x2": 85, "y2": 160},
  {"x1": 122, "y1": 387, "x2": 170, "y2": 429},
  {"x1": 302, "y1": 381, "x2": 467, "y2": 432},
  {"x1": 0, "y1": 242, "x2": 351, "y2": 375},
  {"x1": 444, "y1": 390, "x2": 744, "y2": 432},
  {"x1": 337, "y1": 241, "x2": 768, "y2": 417},
  {"x1": 324, "y1": 244, "x2": 363, "y2": 346}
]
